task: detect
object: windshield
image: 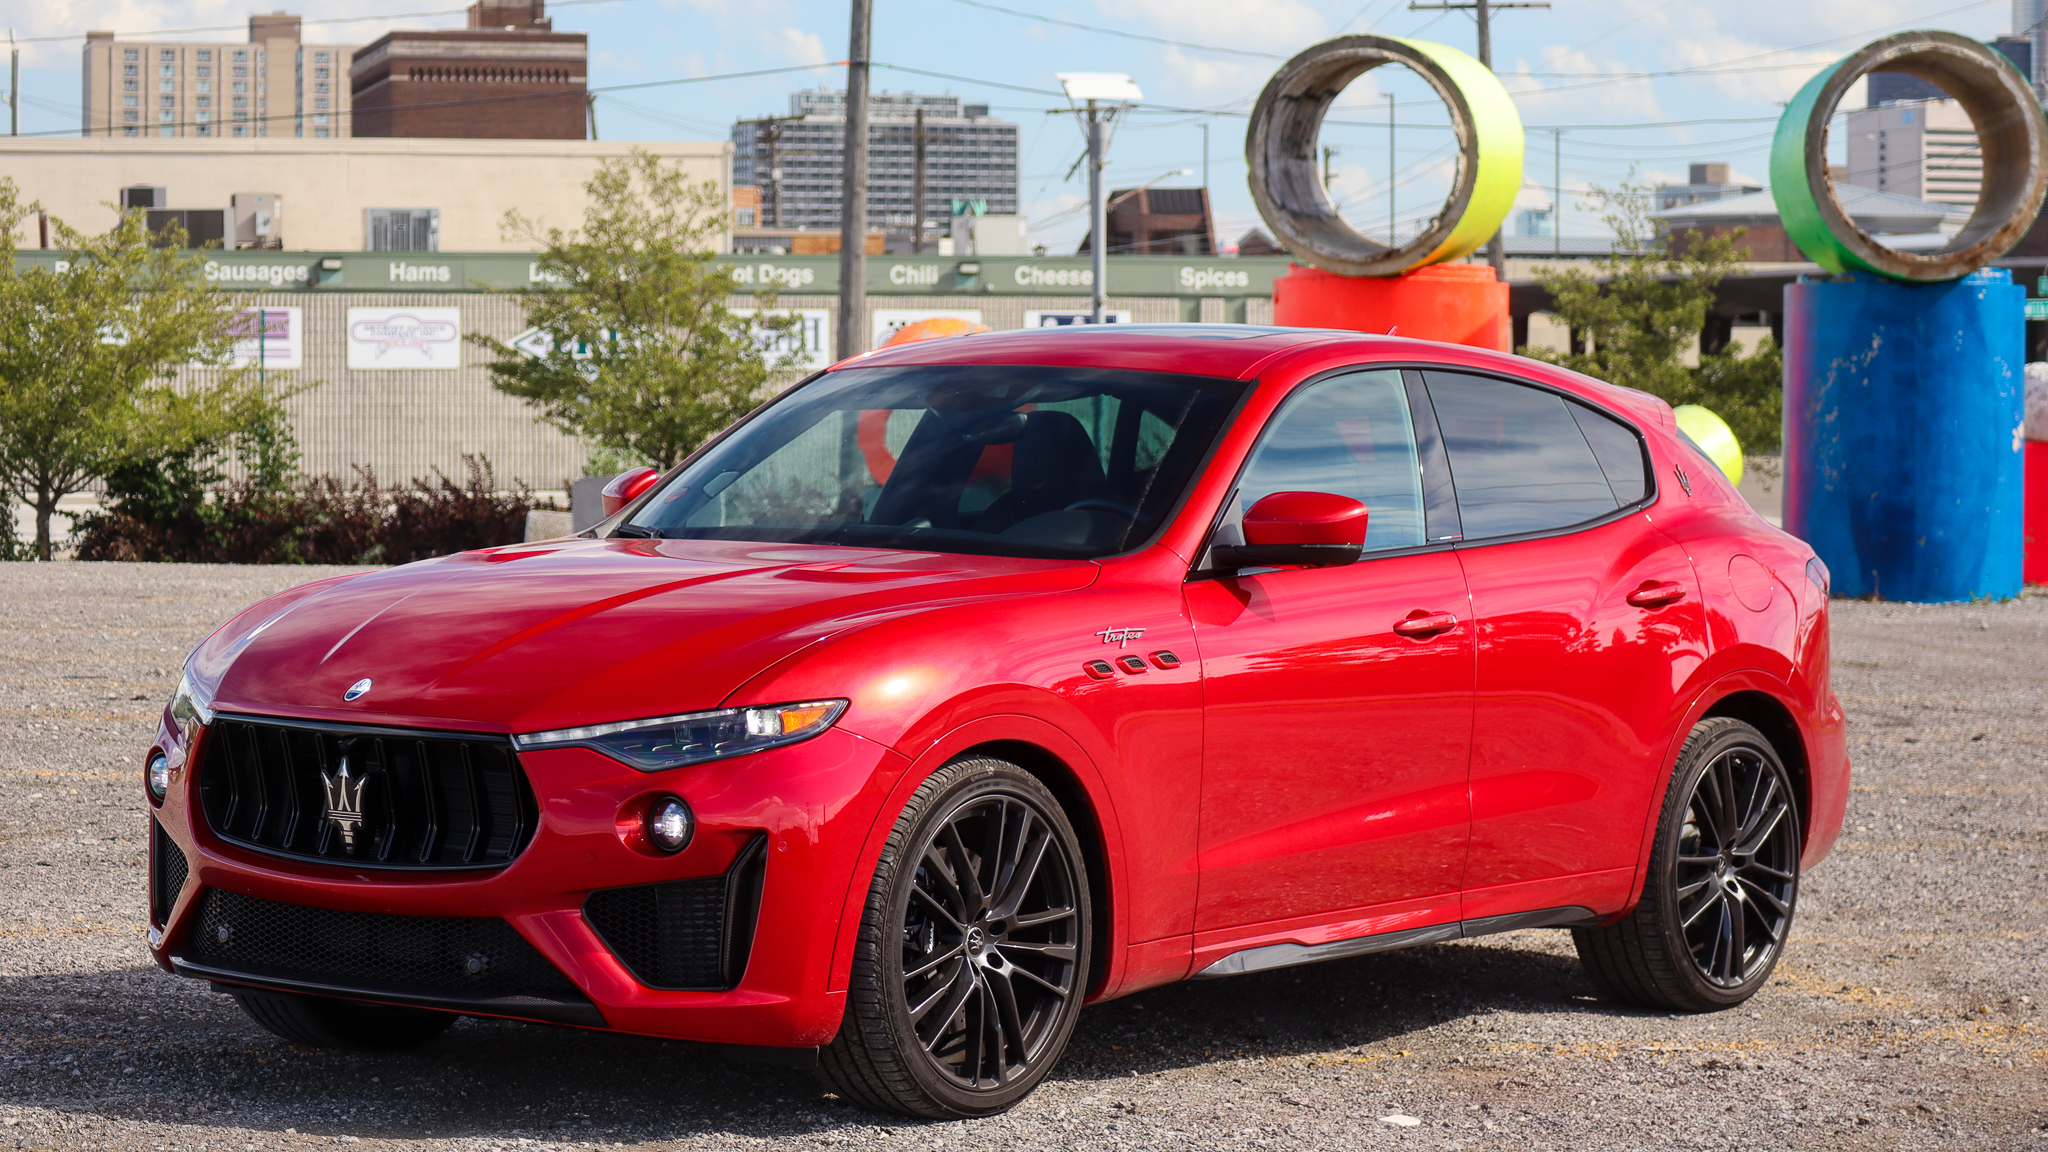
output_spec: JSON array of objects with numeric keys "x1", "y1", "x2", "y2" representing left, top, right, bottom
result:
[{"x1": 622, "y1": 363, "x2": 1247, "y2": 559}]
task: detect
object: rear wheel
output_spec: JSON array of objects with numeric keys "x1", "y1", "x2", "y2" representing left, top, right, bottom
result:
[
  {"x1": 229, "y1": 987, "x2": 456, "y2": 1051},
  {"x1": 1574, "y1": 717, "x2": 1801, "y2": 1011},
  {"x1": 821, "y1": 757, "x2": 1091, "y2": 1118}
]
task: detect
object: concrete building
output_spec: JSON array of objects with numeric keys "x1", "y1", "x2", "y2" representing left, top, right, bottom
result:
[
  {"x1": 0, "y1": 137, "x2": 727, "y2": 252},
  {"x1": 350, "y1": 0, "x2": 588, "y2": 139},
  {"x1": 1845, "y1": 100, "x2": 1983, "y2": 206},
  {"x1": 81, "y1": 13, "x2": 354, "y2": 139},
  {"x1": 732, "y1": 90, "x2": 1017, "y2": 235},
  {"x1": 1654, "y1": 163, "x2": 1761, "y2": 210},
  {"x1": 1867, "y1": 34, "x2": 2031, "y2": 103}
]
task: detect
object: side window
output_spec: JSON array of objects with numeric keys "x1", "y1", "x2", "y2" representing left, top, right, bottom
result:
[
  {"x1": 1422, "y1": 371, "x2": 1623, "y2": 539},
  {"x1": 1568, "y1": 401, "x2": 1650, "y2": 505},
  {"x1": 1234, "y1": 369, "x2": 1425, "y2": 553}
]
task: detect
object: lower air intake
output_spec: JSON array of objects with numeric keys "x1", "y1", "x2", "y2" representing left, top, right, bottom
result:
[
  {"x1": 583, "y1": 836, "x2": 767, "y2": 990},
  {"x1": 150, "y1": 818, "x2": 188, "y2": 925}
]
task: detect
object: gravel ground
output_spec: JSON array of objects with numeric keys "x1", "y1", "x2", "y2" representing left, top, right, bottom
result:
[{"x1": 2, "y1": 561, "x2": 2044, "y2": 1151}]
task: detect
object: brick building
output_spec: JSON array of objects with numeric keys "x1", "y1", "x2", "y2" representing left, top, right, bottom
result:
[
  {"x1": 350, "y1": 0, "x2": 588, "y2": 139},
  {"x1": 1078, "y1": 187, "x2": 1216, "y2": 256}
]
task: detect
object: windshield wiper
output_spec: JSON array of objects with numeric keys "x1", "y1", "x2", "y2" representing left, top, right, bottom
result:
[{"x1": 609, "y1": 523, "x2": 661, "y2": 539}]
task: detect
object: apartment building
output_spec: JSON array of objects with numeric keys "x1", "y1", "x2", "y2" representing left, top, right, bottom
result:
[
  {"x1": 732, "y1": 89, "x2": 1017, "y2": 236},
  {"x1": 81, "y1": 13, "x2": 354, "y2": 139}
]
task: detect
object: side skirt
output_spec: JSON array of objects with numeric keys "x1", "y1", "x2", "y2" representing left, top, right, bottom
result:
[{"x1": 1193, "y1": 905, "x2": 1597, "y2": 979}]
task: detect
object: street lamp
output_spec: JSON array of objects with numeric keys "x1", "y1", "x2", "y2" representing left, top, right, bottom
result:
[{"x1": 1056, "y1": 72, "x2": 1143, "y2": 324}]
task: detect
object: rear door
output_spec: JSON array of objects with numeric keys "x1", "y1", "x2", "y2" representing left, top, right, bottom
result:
[{"x1": 1419, "y1": 370, "x2": 1710, "y2": 920}]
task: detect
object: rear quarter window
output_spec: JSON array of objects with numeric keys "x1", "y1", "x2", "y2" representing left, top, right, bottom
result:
[{"x1": 1423, "y1": 371, "x2": 1642, "y2": 539}]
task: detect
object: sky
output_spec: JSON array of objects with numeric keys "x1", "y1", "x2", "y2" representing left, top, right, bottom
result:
[{"x1": 0, "y1": 0, "x2": 2018, "y2": 253}]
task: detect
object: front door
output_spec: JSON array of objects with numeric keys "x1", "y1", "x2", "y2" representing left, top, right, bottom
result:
[{"x1": 1189, "y1": 368, "x2": 1475, "y2": 933}]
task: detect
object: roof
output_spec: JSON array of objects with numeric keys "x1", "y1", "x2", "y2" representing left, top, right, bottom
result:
[{"x1": 1650, "y1": 184, "x2": 1966, "y2": 233}]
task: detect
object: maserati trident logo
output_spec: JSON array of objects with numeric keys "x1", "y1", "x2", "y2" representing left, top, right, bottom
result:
[
  {"x1": 343, "y1": 677, "x2": 373, "y2": 701},
  {"x1": 322, "y1": 753, "x2": 368, "y2": 850}
]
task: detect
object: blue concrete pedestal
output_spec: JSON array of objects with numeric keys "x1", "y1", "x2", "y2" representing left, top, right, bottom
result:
[{"x1": 1783, "y1": 268, "x2": 2024, "y2": 602}]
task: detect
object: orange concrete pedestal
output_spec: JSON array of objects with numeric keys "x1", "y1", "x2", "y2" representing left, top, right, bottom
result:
[{"x1": 1271, "y1": 262, "x2": 1510, "y2": 350}]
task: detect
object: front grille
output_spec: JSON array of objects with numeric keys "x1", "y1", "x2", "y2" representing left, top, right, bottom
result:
[
  {"x1": 198, "y1": 715, "x2": 537, "y2": 870},
  {"x1": 150, "y1": 818, "x2": 188, "y2": 924},
  {"x1": 583, "y1": 836, "x2": 768, "y2": 990},
  {"x1": 185, "y1": 888, "x2": 584, "y2": 1006}
]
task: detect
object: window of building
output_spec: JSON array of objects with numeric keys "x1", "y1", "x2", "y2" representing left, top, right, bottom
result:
[
  {"x1": 314, "y1": 66, "x2": 329, "y2": 80},
  {"x1": 195, "y1": 110, "x2": 211, "y2": 122},
  {"x1": 124, "y1": 125, "x2": 140, "y2": 136},
  {"x1": 196, "y1": 96, "x2": 211, "y2": 108},
  {"x1": 160, "y1": 95, "x2": 174, "y2": 109},
  {"x1": 123, "y1": 49, "x2": 139, "y2": 62},
  {"x1": 123, "y1": 95, "x2": 139, "y2": 108},
  {"x1": 314, "y1": 82, "x2": 329, "y2": 95},
  {"x1": 315, "y1": 51, "x2": 330, "y2": 63},
  {"x1": 196, "y1": 50, "x2": 211, "y2": 62},
  {"x1": 233, "y1": 50, "x2": 247, "y2": 63},
  {"x1": 314, "y1": 127, "x2": 330, "y2": 137},
  {"x1": 197, "y1": 80, "x2": 211, "y2": 93},
  {"x1": 160, "y1": 49, "x2": 176, "y2": 62},
  {"x1": 123, "y1": 111, "x2": 139, "y2": 122},
  {"x1": 160, "y1": 80, "x2": 174, "y2": 93},
  {"x1": 232, "y1": 81, "x2": 247, "y2": 94},
  {"x1": 232, "y1": 97, "x2": 248, "y2": 109},
  {"x1": 197, "y1": 66, "x2": 211, "y2": 79},
  {"x1": 160, "y1": 64, "x2": 176, "y2": 78},
  {"x1": 123, "y1": 64, "x2": 138, "y2": 77},
  {"x1": 314, "y1": 98, "x2": 329, "y2": 111},
  {"x1": 197, "y1": 125, "x2": 212, "y2": 137}
]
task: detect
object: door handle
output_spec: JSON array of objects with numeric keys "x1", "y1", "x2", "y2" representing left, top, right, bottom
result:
[
  {"x1": 1627, "y1": 580, "x2": 1688, "y2": 608},
  {"x1": 1392, "y1": 611, "x2": 1459, "y2": 638}
]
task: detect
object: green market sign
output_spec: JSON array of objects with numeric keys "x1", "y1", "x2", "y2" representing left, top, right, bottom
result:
[{"x1": 13, "y1": 251, "x2": 1295, "y2": 298}]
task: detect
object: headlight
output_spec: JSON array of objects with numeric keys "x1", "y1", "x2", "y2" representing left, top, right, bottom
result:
[
  {"x1": 168, "y1": 672, "x2": 214, "y2": 747},
  {"x1": 511, "y1": 699, "x2": 848, "y2": 772}
]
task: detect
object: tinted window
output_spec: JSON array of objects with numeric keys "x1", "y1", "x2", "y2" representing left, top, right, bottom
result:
[
  {"x1": 1423, "y1": 371, "x2": 1620, "y2": 538},
  {"x1": 625, "y1": 364, "x2": 1246, "y2": 559},
  {"x1": 1567, "y1": 401, "x2": 1649, "y2": 505},
  {"x1": 1234, "y1": 370, "x2": 1425, "y2": 553}
]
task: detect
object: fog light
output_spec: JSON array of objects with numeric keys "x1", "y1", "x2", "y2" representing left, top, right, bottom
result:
[
  {"x1": 646, "y1": 797, "x2": 693, "y2": 854},
  {"x1": 146, "y1": 753, "x2": 170, "y2": 802}
]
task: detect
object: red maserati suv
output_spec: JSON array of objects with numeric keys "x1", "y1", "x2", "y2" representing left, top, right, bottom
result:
[{"x1": 144, "y1": 326, "x2": 1847, "y2": 1117}]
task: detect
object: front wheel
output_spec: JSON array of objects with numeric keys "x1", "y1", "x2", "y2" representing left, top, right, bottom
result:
[
  {"x1": 821, "y1": 757, "x2": 1092, "y2": 1118},
  {"x1": 1574, "y1": 717, "x2": 1802, "y2": 1012}
]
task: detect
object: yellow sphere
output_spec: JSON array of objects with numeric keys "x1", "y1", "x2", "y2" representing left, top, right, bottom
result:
[{"x1": 1672, "y1": 404, "x2": 1744, "y2": 487}]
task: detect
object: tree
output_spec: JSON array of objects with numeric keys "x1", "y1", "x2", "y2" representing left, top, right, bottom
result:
[
  {"x1": 471, "y1": 149, "x2": 800, "y2": 471},
  {"x1": 0, "y1": 179, "x2": 292, "y2": 558},
  {"x1": 1520, "y1": 180, "x2": 1784, "y2": 451}
]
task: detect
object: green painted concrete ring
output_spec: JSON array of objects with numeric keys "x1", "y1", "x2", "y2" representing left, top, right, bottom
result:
[
  {"x1": 1247, "y1": 35, "x2": 1525, "y2": 277},
  {"x1": 1771, "y1": 31, "x2": 2047, "y2": 282}
]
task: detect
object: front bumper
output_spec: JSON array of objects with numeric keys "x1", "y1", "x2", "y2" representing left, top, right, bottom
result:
[{"x1": 147, "y1": 716, "x2": 910, "y2": 1050}]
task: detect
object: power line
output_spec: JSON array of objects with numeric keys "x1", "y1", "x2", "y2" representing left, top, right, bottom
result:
[{"x1": 936, "y1": 0, "x2": 1284, "y2": 60}]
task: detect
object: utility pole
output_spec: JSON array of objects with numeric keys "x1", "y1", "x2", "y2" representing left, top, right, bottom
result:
[
  {"x1": 1553, "y1": 127, "x2": 1562, "y2": 256},
  {"x1": 8, "y1": 31, "x2": 17, "y2": 137},
  {"x1": 1087, "y1": 100, "x2": 1107, "y2": 323},
  {"x1": 836, "y1": 0, "x2": 875, "y2": 362},
  {"x1": 1387, "y1": 92, "x2": 1395, "y2": 243},
  {"x1": 1409, "y1": 0, "x2": 1547, "y2": 273},
  {"x1": 1322, "y1": 145, "x2": 1338, "y2": 192},
  {"x1": 1199, "y1": 122, "x2": 1209, "y2": 192},
  {"x1": 912, "y1": 107, "x2": 927, "y2": 254},
  {"x1": 739, "y1": 116, "x2": 802, "y2": 229}
]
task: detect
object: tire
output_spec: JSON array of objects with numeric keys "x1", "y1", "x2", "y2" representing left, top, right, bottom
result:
[
  {"x1": 1574, "y1": 717, "x2": 1802, "y2": 1012},
  {"x1": 821, "y1": 757, "x2": 1092, "y2": 1118},
  {"x1": 230, "y1": 987, "x2": 457, "y2": 1051}
]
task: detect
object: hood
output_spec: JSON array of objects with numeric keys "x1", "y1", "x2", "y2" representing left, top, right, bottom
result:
[{"x1": 191, "y1": 538, "x2": 1096, "y2": 732}]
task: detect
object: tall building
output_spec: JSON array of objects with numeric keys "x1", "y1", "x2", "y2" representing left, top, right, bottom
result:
[
  {"x1": 732, "y1": 89, "x2": 1017, "y2": 234},
  {"x1": 1844, "y1": 100, "x2": 1983, "y2": 206},
  {"x1": 350, "y1": 0, "x2": 588, "y2": 138},
  {"x1": 81, "y1": 13, "x2": 355, "y2": 139}
]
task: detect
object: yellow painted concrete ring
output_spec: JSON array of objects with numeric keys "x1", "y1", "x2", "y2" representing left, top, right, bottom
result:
[
  {"x1": 1246, "y1": 35, "x2": 1525, "y2": 277},
  {"x1": 1771, "y1": 31, "x2": 2047, "y2": 281}
]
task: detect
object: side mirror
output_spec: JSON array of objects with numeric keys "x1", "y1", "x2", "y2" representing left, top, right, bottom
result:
[
  {"x1": 601, "y1": 466, "x2": 662, "y2": 518},
  {"x1": 1212, "y1": 490, "x2": 1369, "y2": 571}
]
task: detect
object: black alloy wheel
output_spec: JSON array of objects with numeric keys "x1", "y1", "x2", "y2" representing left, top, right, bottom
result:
[
  {"x1": 822, "y1": 758, "x2": 1091, "y2": 1118},
  {"x1": 1574, "y1": 717, "x2": 1802, "y2": 1011}
]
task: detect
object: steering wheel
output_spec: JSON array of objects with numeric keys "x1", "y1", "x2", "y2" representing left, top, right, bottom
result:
[{"x1": 1065, "y1": 497, "x2": 1137, "y2": 519}]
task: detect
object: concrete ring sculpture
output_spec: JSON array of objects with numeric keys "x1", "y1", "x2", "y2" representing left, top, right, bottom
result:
[
  {"x1": 1247, "y1": 35, "x2": 1524, "y2": 277},
  {"x1": 1771, "y1": 31, "x2": 2047, "y2": 281}
]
